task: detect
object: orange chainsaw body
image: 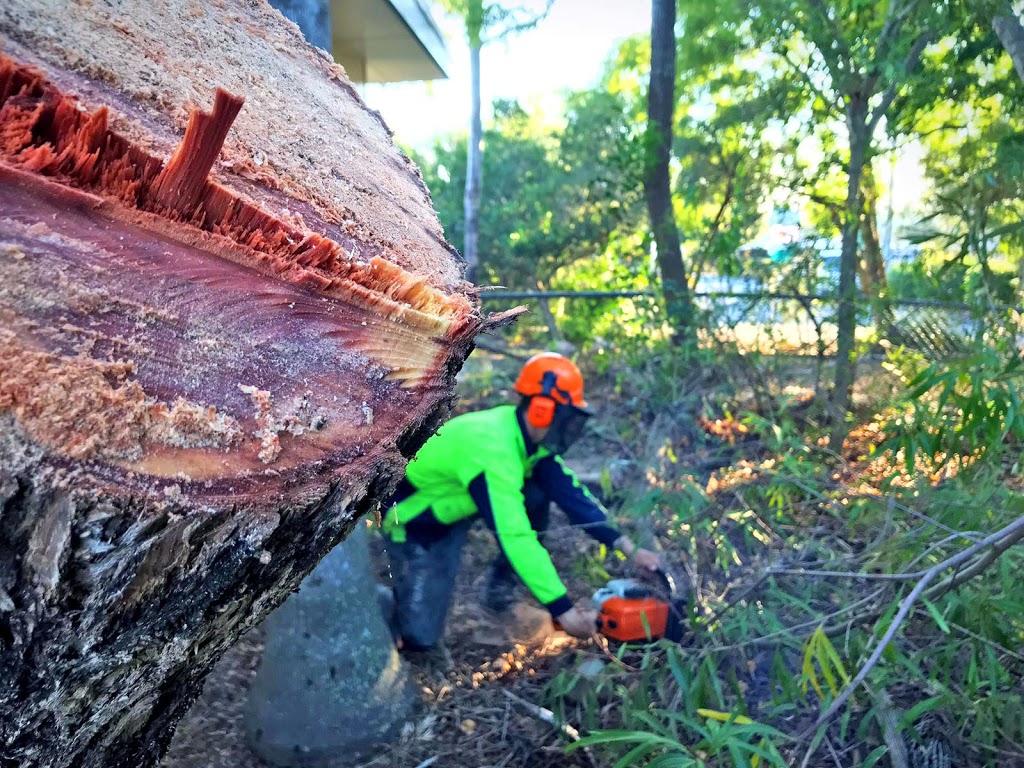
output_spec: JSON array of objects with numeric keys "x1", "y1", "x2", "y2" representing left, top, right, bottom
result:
[{"x1": 597, "y1": 595, "x2": 670, "y2": 642}]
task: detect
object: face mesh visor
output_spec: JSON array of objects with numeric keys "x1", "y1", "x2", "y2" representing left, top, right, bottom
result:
[{"x1": 544, "y1": 404, "x2": 591, "y2": 454}]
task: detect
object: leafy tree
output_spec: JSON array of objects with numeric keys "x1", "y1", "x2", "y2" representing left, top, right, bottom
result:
[
  {"x1": 590, "y1": 5, "x2": 776, "y2": 340},
  {"x1": 900, "y1": 8, "x2": 1024, "y2": 308},
  {"x1": 754, "y1": 0, "x2": 952, "y2": 440},
  {"x1": 413, "y1": 90, "x2": 646, "y2": 292},
  {"x1": 913, "y1": 107, "x2": 1024, "y2": 308},
  {"x1": 668, "y1": 0, "x2": 1001, "y2": 444},
  {"x1": 437, "y1": 0, "x2": 553, "y2": 283},
  {"x1": 672, "y1": 1, "x2": 778, "y2": 282}
]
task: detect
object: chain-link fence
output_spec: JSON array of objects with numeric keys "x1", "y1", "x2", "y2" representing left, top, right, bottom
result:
[{"x1": 478, "y1": 287, "x2": 1012, "y2": 361}]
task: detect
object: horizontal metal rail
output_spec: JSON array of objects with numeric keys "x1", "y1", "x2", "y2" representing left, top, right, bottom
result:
[{"x1": 477, "y1": 288, "x2": 1022, "y2": 312}]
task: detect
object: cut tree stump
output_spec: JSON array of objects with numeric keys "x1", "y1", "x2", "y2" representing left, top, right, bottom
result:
[{"x1": 0, "y1": 2, "x2": 510, "y2": 766}]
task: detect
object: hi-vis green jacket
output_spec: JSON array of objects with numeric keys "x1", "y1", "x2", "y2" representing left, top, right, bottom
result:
[{"x1": 383, "y1": 405, "x2": 621, "y2": 617}]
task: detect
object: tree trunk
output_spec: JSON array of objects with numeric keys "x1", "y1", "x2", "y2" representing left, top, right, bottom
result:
[
  {"x1": 859, "y1": 160, "x2": 894, "y2": 337},
  {"x1": 269, "y1": 0, "x2": 332, "y2": 52},
  {"x1": 993, "y1": 15, "x2": 1024, "y2": 84},
  {"x1": 464, "y1": 42, "x2": 483, "y2": 284},
  {"x1": 0, "y1": 3, "x2": 496, "y2": 766},
  {"x1": 244, "y1": 525, "x2": 415, "y2": 766},
  {"x1": 646, "y1": 0, "x2": 694, "y2": 344},
  {"x1": 829, "y1": 96, "x2": 869, "y2": 446},
  {"x1": 534, "y1": 278, "x2": 570, "y2": 346},
  {"x1": 858, "y1": 161, "x2": 888, "y2": 299}
]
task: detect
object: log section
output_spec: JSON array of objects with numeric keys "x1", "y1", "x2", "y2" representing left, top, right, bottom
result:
[{"x1": 0, "y1": 2, "x2": 502, "y2": 766}]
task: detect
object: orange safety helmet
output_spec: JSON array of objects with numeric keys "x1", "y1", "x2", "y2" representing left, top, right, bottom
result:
[{"x1": 514, "y1": 353, "x2": 589, "y2": 428}]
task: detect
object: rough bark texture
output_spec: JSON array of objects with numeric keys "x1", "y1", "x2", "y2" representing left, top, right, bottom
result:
[
  {"x1": 859, "y1": 160, "x2": 894, "y2": 336},
  {"x1": 645, "y1": 0, "x2": 693, "y2": 343},
  {"x1": 0, "y1": 2, "x2": 502, "y2": 766},
  {"x1": 858, "y1": 161, "x2": 888, "y2": 301}
]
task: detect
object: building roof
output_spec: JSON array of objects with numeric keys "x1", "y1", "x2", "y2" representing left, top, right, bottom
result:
[{"x1": 332, "y1": 0, "x2": 448, "y2": 83}]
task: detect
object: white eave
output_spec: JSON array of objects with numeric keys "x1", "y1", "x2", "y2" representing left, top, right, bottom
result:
[{"x1": 331, "y1": 0, "x2": 449, "y2": 83}]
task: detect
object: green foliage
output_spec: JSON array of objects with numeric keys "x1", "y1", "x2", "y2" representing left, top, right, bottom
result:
[
  {"x1": 549, "y1": 647, "x2": 789, "y2": 768},
  {"x1": 910, "y1": 110, "x2": 1024, "y2": 305},
  {"x1": 888, "y1": 251, "x2": 973, "y2": 303},
  {"x1": 427, "y1": 4, "x2": 1024, "y2": 760},
  {"x1": 437, "y1": 0, "x2": 552, "y2": 46},
  {"x1": 801, "y1": 626, "x2": 851, "y2": 702},
  {"x1": 411, "y1": 89, "x2": 647, "y2": 293},
  {"x1": 879, "y1": 341, "x2": 1024, "y2": 473}
]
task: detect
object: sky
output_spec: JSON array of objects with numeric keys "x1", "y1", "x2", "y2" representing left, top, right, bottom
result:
[{"x1": 362, "y1": 0, "x2": 652, "y2": 150}]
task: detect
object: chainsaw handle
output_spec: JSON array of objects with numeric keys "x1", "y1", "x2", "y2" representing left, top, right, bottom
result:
[{"x1": 655, "y1": 567, "x2": 678, "y2": 598}]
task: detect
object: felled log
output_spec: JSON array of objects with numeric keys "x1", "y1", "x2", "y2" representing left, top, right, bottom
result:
[{"x1": 0, "y1": 2, "x2": 503, "y2": 766}]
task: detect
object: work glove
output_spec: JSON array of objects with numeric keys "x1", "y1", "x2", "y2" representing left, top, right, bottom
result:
[{"x1": 555, "y1": 604, "x2": 598, "y2": 639}]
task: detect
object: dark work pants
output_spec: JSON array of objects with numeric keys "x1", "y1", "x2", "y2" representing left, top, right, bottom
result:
[
  {"x1": 483, "y1": 480, "x2": 551, "y2": 611},
  {"x1": 386, "y1": 478, "x2": 551, "y2": 650}
]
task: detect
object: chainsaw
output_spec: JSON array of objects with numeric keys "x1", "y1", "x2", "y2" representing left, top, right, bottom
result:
[{"x1": 592, "y1": 568, "x2": 687, "y2": 643}]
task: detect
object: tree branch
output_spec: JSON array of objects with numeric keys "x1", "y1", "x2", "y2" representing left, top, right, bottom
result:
[
  {"x1": 781, "y1": 47, "x2": 842, "y2": 112},
  {"x1": 801, "y1": 513, "x2": 1024, "y2": 739},
  {"x1": 807, "y1": 0, "x2": 853, "y2": 69},
  {"x1": 480, "y1": 0, "x2": 554, "y2": 44},
  {"x1": 876, "y1": 0, "x2": 923, "y2": 61},
  {"x1": 689, "y1": 159, "x2": 740, "y2": 282},
  {"x1": 867, "y1": 30, "x2": 932, "y2": 135}
]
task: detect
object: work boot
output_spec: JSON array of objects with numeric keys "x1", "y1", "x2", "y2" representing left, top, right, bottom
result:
[
  {"x1": 481, "y1": 563, "x2": 519, "y2": 615},
  {"x1": 402, "y1": 641, "x2": 455, "y2": 680}
]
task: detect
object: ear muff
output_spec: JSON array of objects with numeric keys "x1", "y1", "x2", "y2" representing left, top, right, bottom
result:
[
  {"x1": 526, "y1": 370, "x2": 561, "y2": 428},
  {"x1": 526, "y1": 396, "x2": 556, "y2": 428}
]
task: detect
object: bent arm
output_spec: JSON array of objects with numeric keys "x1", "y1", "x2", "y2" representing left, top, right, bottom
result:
[
  {"x1": 468, "y1": 472, "x2": 572, "y2": 616},
  {"x1": 532, "y1": 455, "x2": 621, "y2": 547}
]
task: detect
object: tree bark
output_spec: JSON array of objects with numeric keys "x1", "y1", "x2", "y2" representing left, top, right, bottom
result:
[
  {"x1": 993, "y1": 15, "x2": 1024, "y2": 84},
  {"x1": 0, "y1": 3, "x2": 500, "y2": 766},
  {"x1": 858, "y1": 161, "x2": 888, "y2": 299},
  {"x1": 464, "y1": 42, "x2": 483, "y2": 284},
  {"x1": 646, "y1": 0, "x2": 694, "y2": 344},
  {"x1": 859, "y1": 160, "x2": 895, "y2": 337},
  {"x1": 829, "y1": 94, "x2": 869, "y2": 445}
]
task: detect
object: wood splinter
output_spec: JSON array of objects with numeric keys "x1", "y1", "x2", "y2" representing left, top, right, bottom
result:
[{"x1": 149, "y1": 87, "x2": 245, "y2": 214}]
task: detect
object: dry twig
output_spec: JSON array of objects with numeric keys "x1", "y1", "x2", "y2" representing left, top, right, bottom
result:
[
  {"x1": 502, "y1": 690, "x2": 597, "y2": 767},
  {"x1": 801, "y1": 513, "x2": 1024, "y2": 740}
]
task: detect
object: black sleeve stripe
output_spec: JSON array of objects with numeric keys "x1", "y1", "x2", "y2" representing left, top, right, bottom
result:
[
  {"x1": 532, "y1": 456, "x2": 622, "y2": 547},
  {"x1": 469, "y1": 472, "x2": 504, "y2": 538},
  {"x1": 543, "y1": 594, "x2": 574, "y2": 617}
]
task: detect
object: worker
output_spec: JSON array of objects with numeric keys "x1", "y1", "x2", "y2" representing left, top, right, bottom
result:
[{"x1": 381, "y1": 352, "x2": 660, "y2": 651}]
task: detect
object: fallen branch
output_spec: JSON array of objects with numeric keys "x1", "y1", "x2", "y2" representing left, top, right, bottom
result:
[
  {"x1": 801, "y1": 513, "x2": 1024, "y2": 739},
  {"x1": 923, "y1": 518, "x2": 1024, "y2": 602},
  {"x1": 502, "y1": 690, "x2": 597, "y2": 767}
]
